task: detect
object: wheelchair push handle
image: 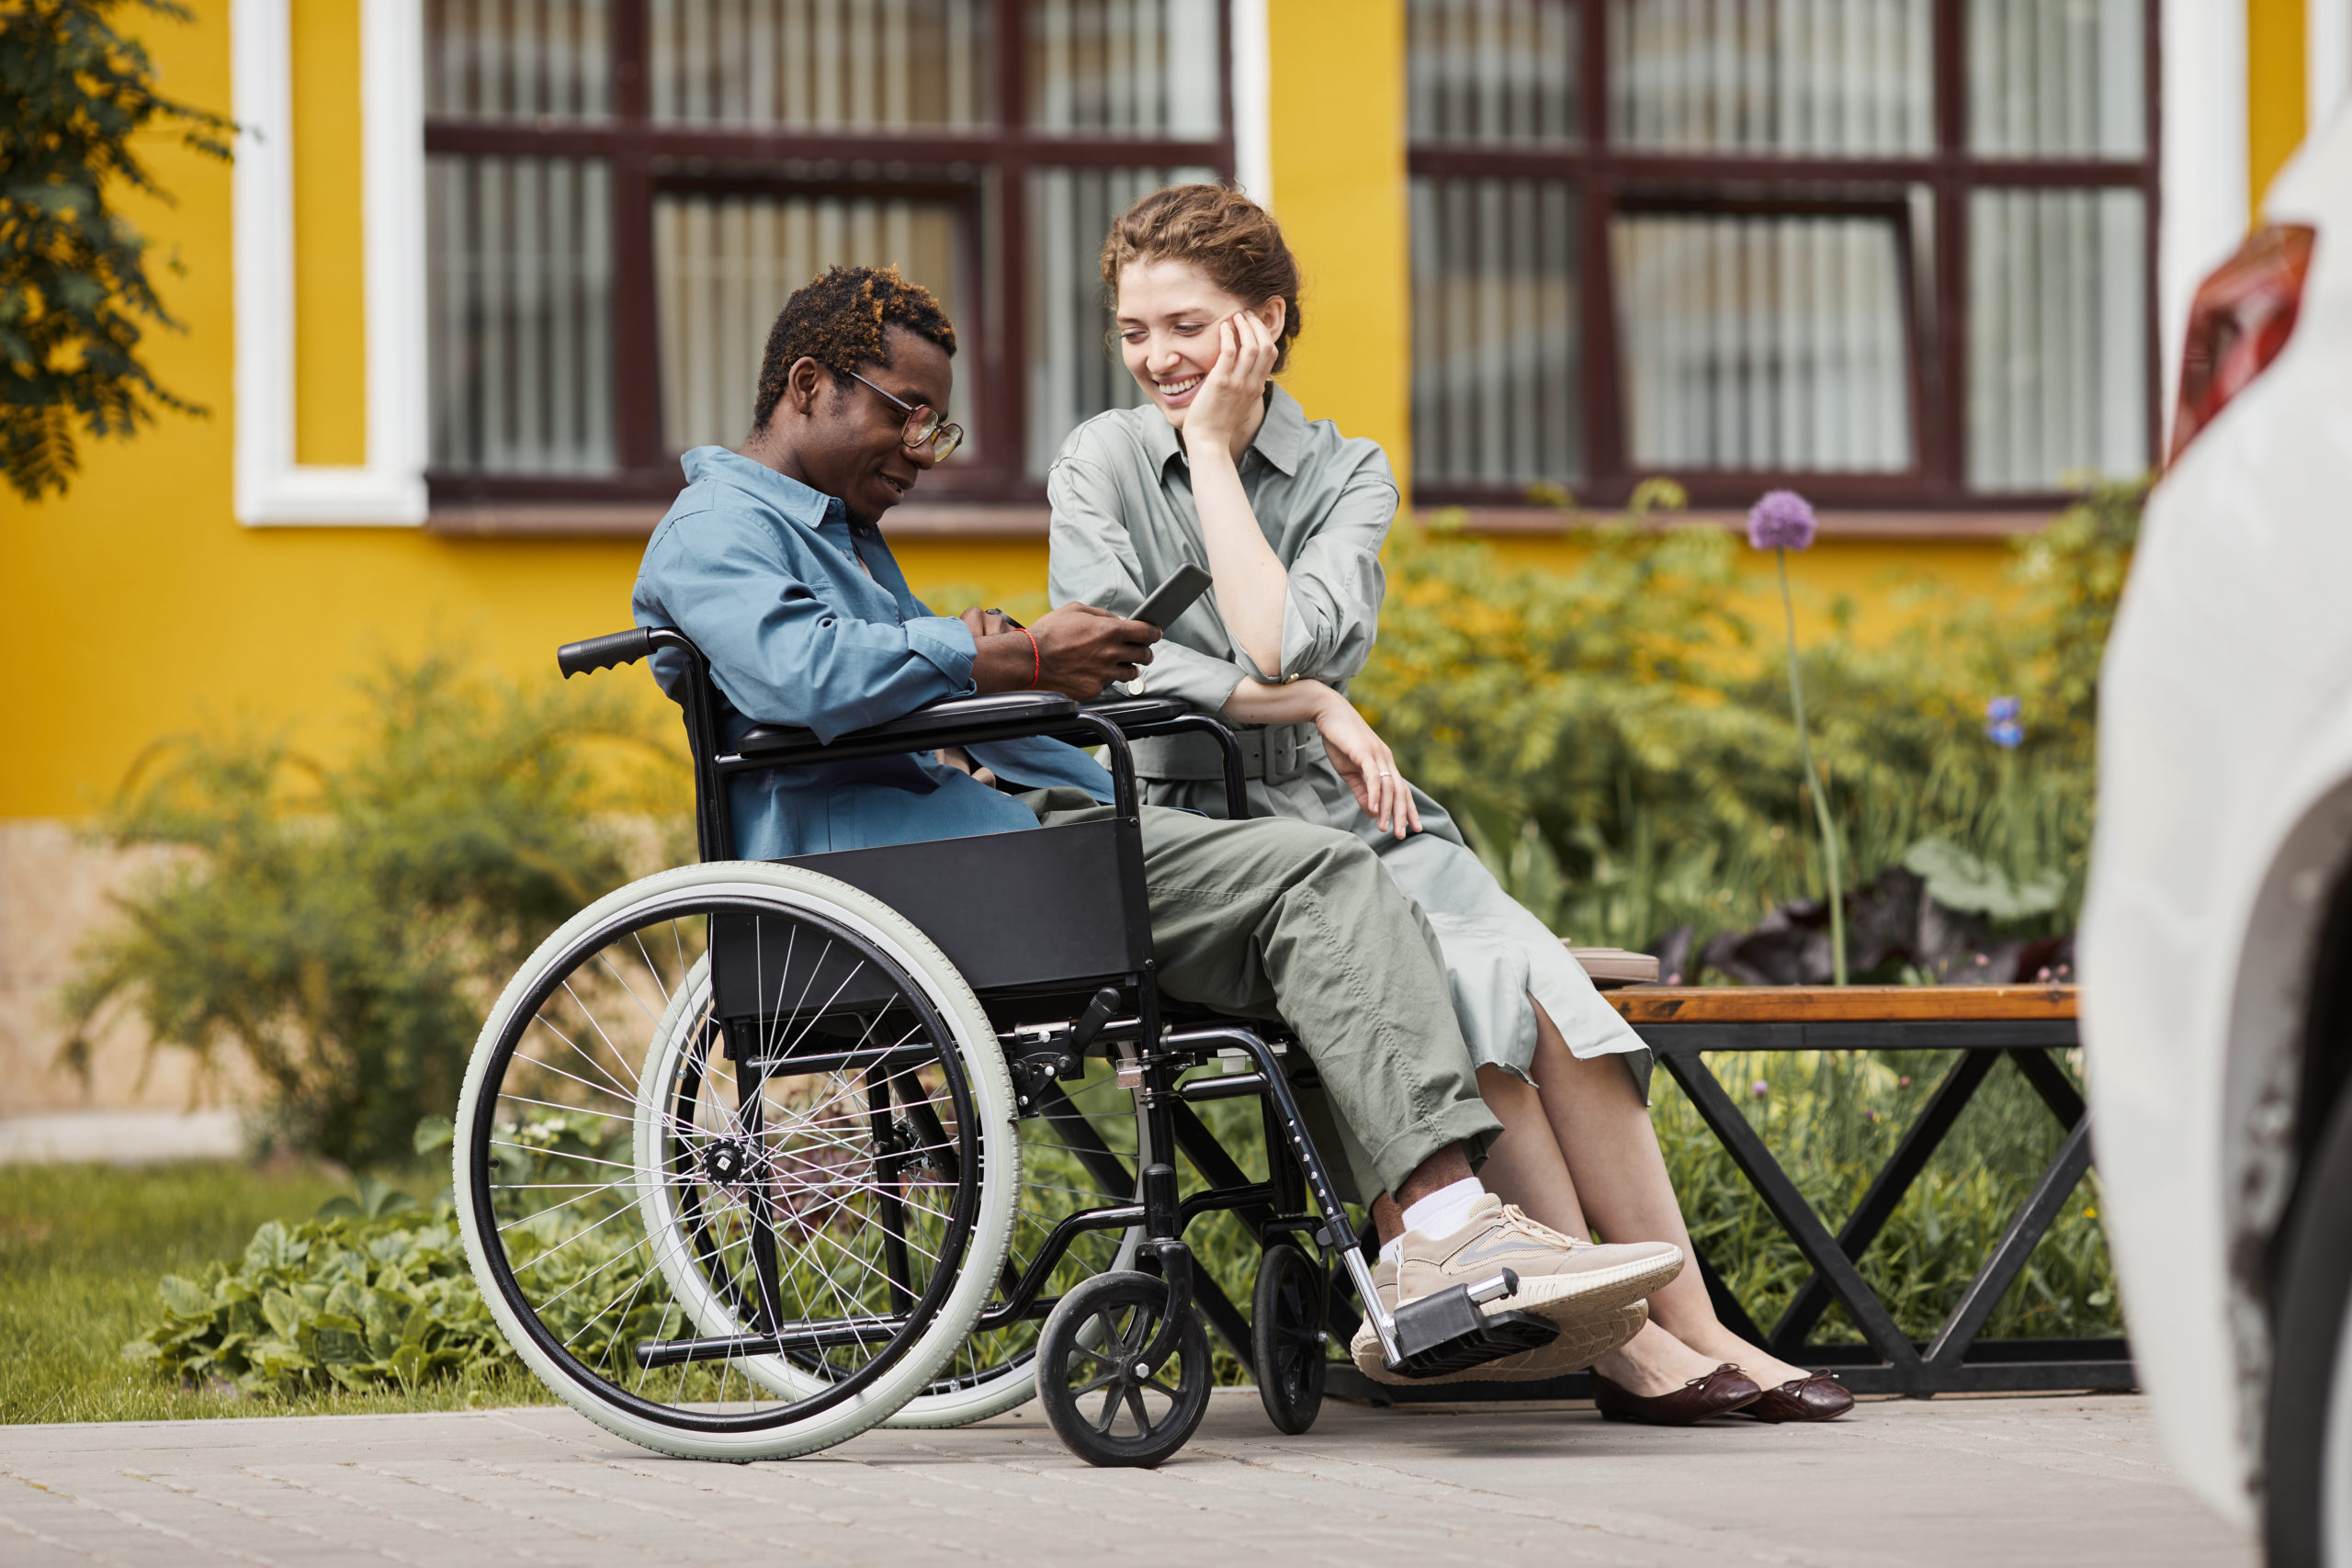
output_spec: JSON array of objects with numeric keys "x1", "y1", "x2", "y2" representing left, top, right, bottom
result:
[{"x1": 557, "y1": 628, "x2": 655, "y2": 679}]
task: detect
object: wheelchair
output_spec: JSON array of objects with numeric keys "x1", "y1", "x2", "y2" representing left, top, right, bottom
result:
[{"x1": 452, "y1": 626, "x2": 1562, "y2": 1468}]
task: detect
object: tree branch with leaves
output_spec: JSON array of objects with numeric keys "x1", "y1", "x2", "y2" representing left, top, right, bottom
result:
[{"x1": 1, "y1": 0, "x2": 232, "y2": 500}]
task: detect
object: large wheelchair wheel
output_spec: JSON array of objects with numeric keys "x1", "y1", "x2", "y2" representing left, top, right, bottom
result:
[
  {"x1": 635, "y1": 959, "x2": 1150, "y2": 1427},
  {"x1": 454, "y1": 861, "x2": 1018, "y2": 1462}
]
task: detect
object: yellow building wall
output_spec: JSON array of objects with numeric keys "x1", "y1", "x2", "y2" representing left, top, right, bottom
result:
[
  {"x1": 2250, "y1": 0, "x2": 2311, "y2": 211},
  {"x1": 6, "y1": 0, "x2": 2047, "y2": 825}
]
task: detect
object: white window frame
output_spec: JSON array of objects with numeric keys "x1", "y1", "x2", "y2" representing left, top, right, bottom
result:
[{"x1": 232, "y1": 0, "x2": 428, "y2": 525}]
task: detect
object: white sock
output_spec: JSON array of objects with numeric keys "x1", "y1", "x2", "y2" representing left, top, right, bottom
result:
[
  {"x1": 1378, "y1": 1236, "x2": 1403, "y2": 1265},
  {"x1": 1399, "y1": 1178, "x2": 1485, "y2": 1240}
]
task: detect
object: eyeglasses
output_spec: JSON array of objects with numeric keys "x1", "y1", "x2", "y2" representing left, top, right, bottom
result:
[{"x1": 848, "y1": 370, "x2": 964, "y2": 461}]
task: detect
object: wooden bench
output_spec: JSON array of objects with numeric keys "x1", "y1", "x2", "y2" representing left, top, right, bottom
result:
[{"x1": 1331, "y1": 983, "x2": 2127, "y2": 1403}]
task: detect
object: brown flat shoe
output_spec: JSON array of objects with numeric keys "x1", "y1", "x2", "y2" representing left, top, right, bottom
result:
[
  {"x1": 1592, "y1": 1363, "x2": 1762, "y2": 1425},
  {"x1": 1742, "y1": 1373, "x2": 1855, "y2": 1423}
]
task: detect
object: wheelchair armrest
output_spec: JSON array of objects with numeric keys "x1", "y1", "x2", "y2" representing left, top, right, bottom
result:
[
  {"x1": 727, "y1": 692, "x2": 1083, "y2": 769},
  {"x1": 1058, "y1": 694, "x2": 1193, "y2": 739}
]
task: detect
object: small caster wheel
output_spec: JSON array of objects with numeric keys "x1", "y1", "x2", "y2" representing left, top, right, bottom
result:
[
  {"x1": 1251, "y1": 1243, "x2": 1327, "y2": 1434},
  {"x1": 1036, "y1": 1270, "x2": 1210, "y2": 1468}
]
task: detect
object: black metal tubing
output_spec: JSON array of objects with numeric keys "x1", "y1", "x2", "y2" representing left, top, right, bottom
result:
[
  {"x1": 2010, "y1": 1045, "x2": 2089, "y2": 1128},
  {"x1": 722, "y1": 699, "x2": 1084, "y2": 771},
  {"x1": 1657, "y1": 1045, "x2": 1927, "y2": 1373},
  {"x1": 1770, "y1": 1049, "x2": 1998, "y2": 1352},
  {"x1": 1621, "y1": 1019, "x2": 2127, "y2": 1401},
  {"x1": 1150, "y1": 713, "x2": 1253, "y2": 820},
  {"x1": 1159, "y1": 1024, "x2": 1364, "y2": 1258},
  {"x1": 1329, "y1": 1352, "x2": 2136, "y2": 1407},
  {"x1": 1178, "y1": 1072, "x2": 1269, "y2": 1101},
  {"x1": 1926, "y1": 1118, "x2": 2097, "y2": 1373}
]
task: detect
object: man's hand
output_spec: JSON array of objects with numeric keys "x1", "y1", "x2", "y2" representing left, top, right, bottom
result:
[
  {"x1": 958, "y1": 606, "x2": 1015, "y2": 643},
  {"x1": 970, "y1": 602, "x2": 1159, "y2": 698}
]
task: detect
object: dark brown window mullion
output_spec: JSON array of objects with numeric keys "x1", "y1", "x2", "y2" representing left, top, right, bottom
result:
[
  {"x1": 609, "y1": 0, "x2": 663, "y2": 484},
  {"x1": 1923, "y1": 0, "x2": 1966, "y2": 496},
  {"x1": 1576, "y1": 0, "x2": 1620, "y2": 503},
  {"x1": 990, "y1": 0, "x2": 1029, "y2": 499}
]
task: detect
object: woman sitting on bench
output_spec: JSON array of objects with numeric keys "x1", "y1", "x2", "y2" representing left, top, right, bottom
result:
[{"x1": 1046, "y1": 185, "x2": 1851, "y2": 1427}]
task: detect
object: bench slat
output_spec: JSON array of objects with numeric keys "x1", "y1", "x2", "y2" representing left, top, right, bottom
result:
[{"x1": 1608, "y1": 984, "x2": 2078, "y2": 1024}]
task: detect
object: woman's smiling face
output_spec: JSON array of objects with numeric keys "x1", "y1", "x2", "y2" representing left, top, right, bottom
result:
[{"x1": 1114, "y1": 256, "x2": 1284, "y2": 430}]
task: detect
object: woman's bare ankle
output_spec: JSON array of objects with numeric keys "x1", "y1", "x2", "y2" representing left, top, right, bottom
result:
[
  {"x1": 1591, "y1": 1320, "x2": 1729, "y2": 1396},
  {"x1": 1661, "y1": 1318, "x2": 1812, "y2": 1388}
]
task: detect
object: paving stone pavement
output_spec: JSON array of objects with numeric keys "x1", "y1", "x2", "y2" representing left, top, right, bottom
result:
[{"x1": 0, "y1": 1390, "x2": 2250, "y2": 1567}]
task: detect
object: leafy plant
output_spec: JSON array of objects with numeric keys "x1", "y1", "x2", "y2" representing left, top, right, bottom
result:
[
  {"x1": 122, "y1": 1112, "x2": 656, "y2": 1397},
  {"x1": 63, "y1": 652, "x2": 682, "y2": 1168},
  {"x1": 122, "y1": 1190, "x2": 508, "y2": 1396},
  {"x1": 1358, "y1": 480, "x2": 2145, "y2": 957},
  {"x1": 1, "y1": 0, "x2": 232, "y2": 499}
]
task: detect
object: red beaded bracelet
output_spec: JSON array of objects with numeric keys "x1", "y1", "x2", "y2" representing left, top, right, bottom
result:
[{"x1": 1018, "y1": 626, "x2": 1041, "y2": 689}]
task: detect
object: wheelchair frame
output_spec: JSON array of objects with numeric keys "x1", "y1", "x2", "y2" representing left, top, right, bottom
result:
[{"x1": 550, "y1": 626, "x2": 1427, "y2": 1457}]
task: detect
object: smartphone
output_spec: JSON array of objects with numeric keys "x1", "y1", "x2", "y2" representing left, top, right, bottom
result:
[{"x1": 1133, "y1": 563, "x2": 1215, "y2": 628}]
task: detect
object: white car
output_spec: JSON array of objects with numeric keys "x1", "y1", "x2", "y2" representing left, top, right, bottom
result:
[{"x1": 2083, "y1": 108, "x2": 2352, "y2": 1563}]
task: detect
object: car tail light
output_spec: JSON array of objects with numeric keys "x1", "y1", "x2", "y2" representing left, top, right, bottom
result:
[{"x1": 2167, "y1": 223, "x2": 2317, "y2": 467}]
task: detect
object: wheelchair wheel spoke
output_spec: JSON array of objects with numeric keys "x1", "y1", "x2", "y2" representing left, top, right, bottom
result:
[{"x1": 458, "y1": 874, "x2": 1006, "y2": 1452}]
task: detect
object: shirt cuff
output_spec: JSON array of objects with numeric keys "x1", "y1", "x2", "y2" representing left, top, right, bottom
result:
[{"x1": 905, "y1": 615, "x2": 979, "y2": 693}]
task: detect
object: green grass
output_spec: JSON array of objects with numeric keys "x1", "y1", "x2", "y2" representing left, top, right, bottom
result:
[
  {"x1": 0, "y1": 1160, "x2": 547, "y2": 1425},
  {"x1": 6, "y1": 1051, "x2": 2120, "y2": 1426}
]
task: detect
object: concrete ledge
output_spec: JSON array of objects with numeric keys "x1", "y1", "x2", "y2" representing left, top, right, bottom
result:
[{"x1": 0, "y1": 1110, "x2": 243, "y2": 1165}]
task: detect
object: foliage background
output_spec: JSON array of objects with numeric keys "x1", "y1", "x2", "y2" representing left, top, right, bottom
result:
[
  {"x1": 62, "y1": 655, "x2": 685, "y2": 1168},
  {"x1": 1355, "y1": 485, "x2": 2140, "y2": 959}
]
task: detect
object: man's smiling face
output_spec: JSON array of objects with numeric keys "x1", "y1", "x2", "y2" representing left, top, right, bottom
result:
[{"x1": 807, "y1": 325, "x2": 952, "y2": 526}]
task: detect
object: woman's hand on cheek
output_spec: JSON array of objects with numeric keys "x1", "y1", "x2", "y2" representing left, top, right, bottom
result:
[{"x1": 1185, "y1": 313, "x2": 1276, "y2": 457}]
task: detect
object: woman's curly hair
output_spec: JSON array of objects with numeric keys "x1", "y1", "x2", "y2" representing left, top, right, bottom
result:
[
  {"x1": 751, "y1": 265, "x2": 957, "y2": 429},
  {"x1": 1099, "y1": 185, "x2": 1302, "y2": 372}
]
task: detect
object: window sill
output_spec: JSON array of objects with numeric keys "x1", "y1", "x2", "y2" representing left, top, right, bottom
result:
[
  {"x1": 425, "y1": 502, "x2": 1052, "y2": 539},
  {"x1": 422, "y1": 502, "x2": 2052, "y2": 543},
  {"x1": 1434, "y1": 507, "x2": 2059, "y2": 540}
]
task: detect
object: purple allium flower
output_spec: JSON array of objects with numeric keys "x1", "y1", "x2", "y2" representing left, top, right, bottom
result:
[
  {"x1": 1747, "y1": 489, "x2": 1817, "y2": 551},
  {"x1": 1750, "y1": 1079, "x2": 1770, "y2": 1100},
  {"x1": 1985, "y1": 695, "x2": 2025, "y2": 749}
]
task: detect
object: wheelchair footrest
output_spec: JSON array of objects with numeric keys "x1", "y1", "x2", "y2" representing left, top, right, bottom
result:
[
  {"x1": 1384, "y1": 1274, "x2": 1561, "y2": 1381},
  {"x1": 1387, "y1": 1308, "x2": 1560, "y2": 1380}
]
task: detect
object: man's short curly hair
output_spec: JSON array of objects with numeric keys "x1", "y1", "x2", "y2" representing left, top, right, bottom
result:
[{"x1": 751, "y1": 265, "x2": 957, "y2": 430}]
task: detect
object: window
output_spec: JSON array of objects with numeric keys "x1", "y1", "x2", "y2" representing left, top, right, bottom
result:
[
  {"x1": 424, "y1": 0, "x2": 1231, "y2": 512},
  {"x1": 1406, "y1": 0, "x2": 2156, "y2": 508}
]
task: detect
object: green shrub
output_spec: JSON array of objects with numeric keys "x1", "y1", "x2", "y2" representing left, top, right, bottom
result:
[
  {"x1": 122, "y1": 1180, "x2": 507, "y2": 1396},
  {"x1": 1355, "y1": 482, "x2": 2143, "y2": 953},
  {"x1": 63, "y1": 652, "x2": 681, "y2": 1167},
  {"x1": 122, "y1": 1111, "x2": 664, "y2": 1397}
]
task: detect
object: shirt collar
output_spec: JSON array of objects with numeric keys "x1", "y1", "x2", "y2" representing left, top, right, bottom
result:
[
  {"x1": 1140, "y1": 383, "x2": 1309, "y2": 480},
  {"x1": 682, "y1": 446, "x2": 853, "y2": 536}
]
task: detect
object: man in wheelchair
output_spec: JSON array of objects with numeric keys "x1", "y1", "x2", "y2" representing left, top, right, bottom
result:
[{"x1": 627, "y1": 263, "x2": 1683, "y2": 1380}]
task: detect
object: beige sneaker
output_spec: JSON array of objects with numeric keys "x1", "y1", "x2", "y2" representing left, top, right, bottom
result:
[
  {"x1": 1397, "y1": 1196, "x2": 1683, "y2": 1332},
  {"x1": 1348, "y1": 1204, "x2": 1670, "y2": 1385}
]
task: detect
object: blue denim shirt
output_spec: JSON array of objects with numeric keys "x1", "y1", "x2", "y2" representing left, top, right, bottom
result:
[{"x1": 633, "y1": 446, "x2": 1114, "y2": 859}]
